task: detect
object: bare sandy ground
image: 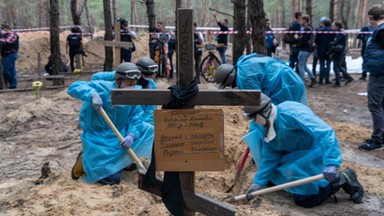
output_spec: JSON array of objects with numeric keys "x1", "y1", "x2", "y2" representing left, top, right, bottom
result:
[{"x1": 0, "y1": 31, "x2": 383, "y2": 216}]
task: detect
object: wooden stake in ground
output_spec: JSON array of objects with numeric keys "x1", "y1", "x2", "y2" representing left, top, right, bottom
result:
[{"x1": 111, "y1": 9, "x2": 261, "y2": 216}]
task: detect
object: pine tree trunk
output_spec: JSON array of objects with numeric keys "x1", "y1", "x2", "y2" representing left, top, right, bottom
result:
[
  {"x1": 292, "y1": 0, "x2": 297, "y2": 20},
  {"x1": 84, "y1": 0, "x2": 93, "y2": 38},
  {"x1": 249, "y1": 0, "x2": 267, "y2": 55},
  {"x1": 103, "y1": 0, "x2": 114, "y2": 71},
  {"x1": 329, "y1": 0, "x2": 334, "y2": 21},
  {"x1": 112, "y1": 0, "x2": 118, "y2": 22},
  {"x1": 305, "y1": 0, "x2": 312, "y2": 24},
  {"x1": 145, "y1": 0, "x2": 156, "y2": 32},
  {"x1": 38, "y1": 0, "x2": 45, "y2": 27},
  {"x1": 70, "y1": 0, "x2": 81, "y2": 25},
  {"x1": 49, "y1": 0, "x2": 64, "y2": 86},
  {"x1": 360, "y1": 0, "x2": 368, "y2": 27},
  {"x1": 233, "y1": 0, "x2": 246, "y2": 64}
]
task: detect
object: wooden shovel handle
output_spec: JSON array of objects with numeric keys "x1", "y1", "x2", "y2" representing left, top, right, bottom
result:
[
  {"x1": 227, "y1": 174, "x2": 324, "y2": 203},
  {"x1": 99, "y1": 107, "x2": 147, "y2": 172}
]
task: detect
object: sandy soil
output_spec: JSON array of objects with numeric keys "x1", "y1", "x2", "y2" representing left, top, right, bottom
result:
[{"x1": 0, "y1": 31, "x2": 383, "y2": 216}]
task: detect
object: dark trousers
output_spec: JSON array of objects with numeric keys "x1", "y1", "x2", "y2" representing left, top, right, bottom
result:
[
  {"x1": 294, "y1": 185, "x2": 333, "y2": 208},
  {"x1": 289, "y1": 46, "x2": 300, "y2": 75},
  {"x1": 195, "y1": 54, "x2": 202, "y2": 82},
  {"x1": 2, "y1": 53, "x2": 18, "y2": 89},
  {"x1": 332, "y1": 53, "x2": 351, "y2": 84},
  {"x1": 121, "y1": 49, "x2": 132, "y2": 63},
  {"x1": 367, "y1": 74, "x2": 384, "y2": 143},
  {"x1": 97, "y1": 171, "x2": 121, "y2": 185},
  {"x1": 69, "y1": 50, "x2": 81, "y2": 72},
  {"x1": 319, "y1": 56, "x2": 331, "y2": 83}
]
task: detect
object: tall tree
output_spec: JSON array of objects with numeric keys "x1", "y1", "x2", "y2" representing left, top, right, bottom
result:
[
  {"x1": 360, "y1": 0, "x2": 369, "y2": 27},
  {"x1": 49, "y1": 0, "x2": 64, "y2": 86},
  {"x1": 112, "y1": 0, "x2": 118, "y2": 21},
  {"x1": 329, "y1": 0, "x2": 334, "y2": 21},
  {"x1": 84, "y1": 0, "x2": 93, "y2": 37},
  {"x1": 305, "y1": 0, "x2": 312, "y2": 24},
  {"x1": 145, "y1": 0, "x2": 156, "y2": 32},
  {"x1": 232, "y1": 0, "x2": 247, "y2": 64},
  {"x1": 103, "y1": 0, "x2": 114, "y2": 71},
  {"x1": 340, "y1": 0, "x2": 351, "y2": 29},
  {"x1": 131, "y1": 0, "x2": 138, "y2": 28},
  {"x1": 249, "y1": 0, "x2": 267, "y2": 55},
  {"x1": 70, "y1": 0, "x2": 82, "y2": 25}
]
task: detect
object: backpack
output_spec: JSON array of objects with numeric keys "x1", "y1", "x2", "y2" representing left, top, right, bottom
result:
[{"x1": 283, "y1": 24, "x2": 295, "y2": 44}]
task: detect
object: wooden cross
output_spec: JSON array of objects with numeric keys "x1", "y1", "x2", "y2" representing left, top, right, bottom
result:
[
  {"x1": 103, "y1": 20, "x2": 135, "y2": 68},
  {"x1": 111, "y1": 9, "x2": 260, "y2": 216}
]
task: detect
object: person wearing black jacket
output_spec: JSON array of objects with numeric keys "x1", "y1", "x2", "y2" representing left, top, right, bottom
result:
[
  {"x1": 213, "y1": 12, "x2": 229, "y2": 63},
  {"x1": 329, "y1": 21, "x2": 353, "y2": 87},
  {"x1": 359, "y1": 4, "x2": 384, "y2": 151},
  {"x1": 357, "y1": 23, "x2": 374, "y2": 80},
  {"x1": 295, "y1": 15, "x2": 316, "y2": 87},
  {"x1": 315, "y1": 18, "x2": 334, "y2": 84}
]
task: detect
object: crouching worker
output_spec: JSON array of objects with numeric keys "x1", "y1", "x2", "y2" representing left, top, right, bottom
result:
[
  {"x1": 91, "y1": 57, "x2": 158, "y2": 125},
  {"x1": 242, "y1": 93, "x2": 364, "y2": 207},
  {"x1": 215, "y1": 53, "x2": 308, "y2": 106},
  {"x1": 67, "y1": 62, "x2": 154, "y2": 185}
]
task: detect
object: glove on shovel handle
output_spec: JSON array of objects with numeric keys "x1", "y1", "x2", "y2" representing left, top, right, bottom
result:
[
  {"x1": 99, "y1": 107, "x2": 147, "y2": 172},
  {"x1": 227, "y1": 174, "x2": 324, "y2": 203}
]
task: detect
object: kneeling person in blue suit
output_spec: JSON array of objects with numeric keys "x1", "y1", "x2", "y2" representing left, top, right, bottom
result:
[
  {"x1": 243, "y1": 93, "x2": 364, "y2": 207},
  {"x1": 67, "y1": 62, "x2": 154, "y2": 185}
]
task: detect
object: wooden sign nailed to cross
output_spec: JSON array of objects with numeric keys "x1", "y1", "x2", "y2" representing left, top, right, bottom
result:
[{"x1": 111, "y1": 9, "x2": 260, "y2": 216}]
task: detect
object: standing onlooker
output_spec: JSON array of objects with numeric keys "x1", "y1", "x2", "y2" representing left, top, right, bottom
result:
[
  {"x1": 312, "y1": 17, "x2": 327, "y2": 78},
  {"x1": 330, "y1": 21, "x2": 354, "y2": 87},
  {"x1": 295, "y1": 15, "x2": 316, "y2": 87},
  {"x1": 315, "y1": 18, "x2": 334, "y2": 85},
  {"x1": 357, "y1": 23, "x2": 374, "y2": 80},
  {"x1": 287, "y1": 12, "x2": 302, "y2": 74},
  {"x1": 265, "y1": 19, "x2": 278, "y2": 57},
  {"x1": 0, "y1": 23, "x2": 19, "y2": 89},
  {"x1": 119, "y1": 17, "x2": 136, "y2": 63},
  {"x1": 167, "y1": 32, "x2": 176, "y2": 80},
  {"x1": 213, "y1": 12, "x2": 229, "y2": 63},
  {"x1": 194, "y1": 22, "x2": 203, "y2": 83},
  {"x1": 66, "y1": 26, "x2": 84, "y2": 72},
  {"x1": 359, "y1": 4, "x2": 384, "y2": 151}
]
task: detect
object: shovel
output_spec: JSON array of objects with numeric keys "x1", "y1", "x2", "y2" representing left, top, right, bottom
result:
[
  {"x1": 99, "y1": 107, "x2": 147, "y2": 172},
  {"x1": 225, "y1": 147, "x2": 250, "y2": 193},
  {"x1": 226, "y1": 174, "x2": 324, "y2": 203}
]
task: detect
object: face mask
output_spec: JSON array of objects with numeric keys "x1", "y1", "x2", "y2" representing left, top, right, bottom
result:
[
  {"x1": 254, "y1": 114, "x2": 267, "y2": 126},
  {"x1": 143, "y1": 77, "x2": 151, "y2": 81}
]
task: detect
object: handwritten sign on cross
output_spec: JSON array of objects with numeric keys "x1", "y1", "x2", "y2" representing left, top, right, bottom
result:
[{"x1": 111, "y1": 9, "x2": 260, "y2": 216}]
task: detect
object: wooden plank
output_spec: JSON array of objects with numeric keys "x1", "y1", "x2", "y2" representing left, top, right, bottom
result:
[
  {"x1": 138, "y1": 173, "x2": 236, "y2": 216},
  {"x1": 177, "y1": 9, "x2": 195, "y2": 89},
  {"x1": 102, "y1": 40, "x2": 133, "y2": 48},
  {"x1": 114, "y1": 20, "x2": 121, "y2": 68},
  {"x1": 111, "y1": 89, "x2": 261, "y2": 106}
]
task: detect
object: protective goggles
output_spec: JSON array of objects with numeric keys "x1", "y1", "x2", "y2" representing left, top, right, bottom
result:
[
  {"x1": 139, "y1": 64, "x2": 158, "y2": 73},
  {"x1": 242, "y1": 100, "x2": 272, "y2": 121},
  {"x1": 116, "y1": 70, "x2": 141, "y2": 80}
]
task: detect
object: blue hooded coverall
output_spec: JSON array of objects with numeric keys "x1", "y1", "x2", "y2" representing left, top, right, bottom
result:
[
  {"x1": 91, "y1": 71, "x2": 157, "y2": 125},
  {"x1": 236, "y1": 53, "x2": 308, "y2": 106},
  {"x1": 244, "y1": 101, "x2": 342, "y2": 196},
  {"x1": 67, "y1": 80, "x2": 154, "y2": 183}
]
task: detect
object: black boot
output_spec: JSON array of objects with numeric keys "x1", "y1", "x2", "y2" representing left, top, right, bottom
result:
[
  {"x1": 309, "y1": 78, "x2": 316, "y2": 88},
  {"x1": 331, "y1": 168, "x2": 364, "y2": 203}
]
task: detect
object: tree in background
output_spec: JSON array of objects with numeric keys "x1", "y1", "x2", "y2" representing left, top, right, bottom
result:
[
  {"x1": 49, "y1": 0, "x2": 64, "y2": 86},
  {"x1": 249, "y1": 0, "x2": 267, "y2": 55},
  {"x1": 103, "y1": 0, "x2": 114, "y2": 71},
  {"x1": 232, "y1": 0, "x2": 247, "y2": 64},
  {"x1": 305, "y1": 0, "x2": 313, "y2": 24},
  {"x1": 145, "y1": 0, "x2": 156, "y2": 32},
  {"x1": 70, "y1": 0, "x2": 85, "y2": 25}
]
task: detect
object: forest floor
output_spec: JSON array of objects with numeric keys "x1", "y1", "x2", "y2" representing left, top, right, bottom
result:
[{"x1": 0, "y1": 31, "x2": 383, "y2": 216}]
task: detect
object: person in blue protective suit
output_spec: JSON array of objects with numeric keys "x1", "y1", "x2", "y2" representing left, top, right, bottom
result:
[
  {"x1": 68, "y1": 62, "x2": 154, "y2": 185},
  {"x1": 90, "y1": 57, "x2": 158, "y2": 125},
  {"x1": 214, "y1": 53, "x2": 308, "y2": 106},
  {"x1": 242, "y1": 93, "x2": 364, "y2": 207}
]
